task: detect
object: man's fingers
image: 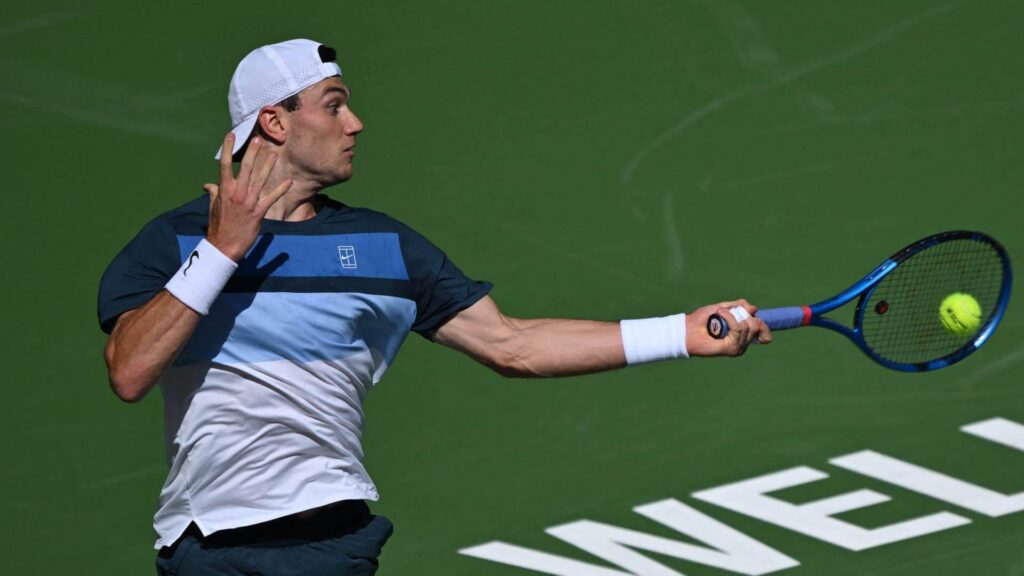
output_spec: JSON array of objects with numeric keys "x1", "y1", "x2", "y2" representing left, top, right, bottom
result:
[
  {"x1": 203, "y1": 183, "x2": 220, "y2": 202},
  {"x1": 757, "y1": 319, "x2": 773, "y2": 344},
  {"x1": 716, "y1": 306, "x2": 745, "y2": 337},
  {"x1": 728, "y1": 305, "x2": 751, "y2": 324},
  {"x1": 258, "y1": 178, "x2": 293, "y2": 214},
  {"x1": 250, "y1": 151, "x2": 278, "y2": 202},
  {"x1": 235, "y1": 136, "x2": 262, "y2": 195},
  {"x1": 717, "y1": 298, "x2": 757, "y2": 316},
  {"x1": 219, "y1": 133, "x2": 235, "y2": 184},
  {"x1": 714, "y1": 304, "x2": 761, "y2": 355}
]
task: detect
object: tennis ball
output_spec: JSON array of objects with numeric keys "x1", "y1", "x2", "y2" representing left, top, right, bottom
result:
[{"x1": 939, "y1": 292, "x2": 982, "y2": 336}]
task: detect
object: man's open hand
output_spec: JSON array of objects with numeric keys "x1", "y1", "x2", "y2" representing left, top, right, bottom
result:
[{"x1": 204, "y1": 133, "x2": 292, "y2": 261}]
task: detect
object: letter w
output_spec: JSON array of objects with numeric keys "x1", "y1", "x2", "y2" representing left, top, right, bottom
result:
[{"x1": 459, "y1": 499, "x2": 798, "y2": 576}]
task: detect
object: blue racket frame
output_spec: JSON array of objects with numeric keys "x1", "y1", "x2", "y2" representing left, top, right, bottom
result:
[{"x1": 710, "y1": 231, "x2": 1012, "y2": 372}]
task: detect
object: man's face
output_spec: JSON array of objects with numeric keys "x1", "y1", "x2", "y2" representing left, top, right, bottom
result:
[{"x1": 283, "y1": 76, "x2": 363, "y2": 186}]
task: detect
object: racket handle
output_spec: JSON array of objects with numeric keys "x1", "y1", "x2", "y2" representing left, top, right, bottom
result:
[{"x1": 707, "y1": 306, "x2": 809, "y2": 339}]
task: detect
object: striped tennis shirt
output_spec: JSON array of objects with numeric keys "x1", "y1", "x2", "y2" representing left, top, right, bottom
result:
[{"x1": 98, "y1": 195, "x2": 491, "y2": 548}]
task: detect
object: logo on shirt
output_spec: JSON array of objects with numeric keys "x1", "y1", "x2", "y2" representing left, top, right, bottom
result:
[{"x1": 338, "y1": 245, "x2": 358, "y2": 269}]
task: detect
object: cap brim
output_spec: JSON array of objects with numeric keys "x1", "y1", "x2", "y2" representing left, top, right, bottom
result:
[{"x1": 213, "y1": 114, "x2": 259, "y2": 161}]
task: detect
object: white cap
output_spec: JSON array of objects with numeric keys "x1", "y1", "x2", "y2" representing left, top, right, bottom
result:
[{"x1": 216, "y1": 39, "x2": 343, "y2": 160}]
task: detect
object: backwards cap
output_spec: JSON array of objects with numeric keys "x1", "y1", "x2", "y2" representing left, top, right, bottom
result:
[{"x1": 216, "y1": 39, "x2": 342, "y2": 160}]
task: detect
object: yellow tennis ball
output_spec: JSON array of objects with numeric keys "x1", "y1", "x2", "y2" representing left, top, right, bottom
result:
[{"x1": 939, "y1": 292, "x2": 982, "y2": 336}]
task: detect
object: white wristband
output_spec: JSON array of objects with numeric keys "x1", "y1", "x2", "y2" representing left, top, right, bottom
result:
[
  {"x1": 620, "y1": 313, "x2": 689, "y2": 365},
  {"x1": 165, "y1": 239, "x2": 238, "y2": 315}
]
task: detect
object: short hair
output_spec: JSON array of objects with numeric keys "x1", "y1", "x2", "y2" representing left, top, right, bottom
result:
[{"x1": 278, "y1": 93, "x2": 302, "y2": 112}]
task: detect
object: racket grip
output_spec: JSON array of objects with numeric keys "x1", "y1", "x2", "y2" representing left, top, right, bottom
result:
[{"x1": 707, "y1": 306, "x2": 808, "y2": 339}]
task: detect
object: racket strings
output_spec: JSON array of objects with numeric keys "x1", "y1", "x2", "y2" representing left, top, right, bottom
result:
[{"x1": 860, "y1": 238, "x2": 1006, "y2": 366}]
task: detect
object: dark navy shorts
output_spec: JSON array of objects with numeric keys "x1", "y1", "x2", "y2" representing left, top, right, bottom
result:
[{"x1": 156, "y1": 500, "x2": 393, "y2": 576}]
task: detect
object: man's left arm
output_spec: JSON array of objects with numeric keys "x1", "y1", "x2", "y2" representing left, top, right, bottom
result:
[{"x1": 432, "y1": 295, "x2": 770, "y2": 378}]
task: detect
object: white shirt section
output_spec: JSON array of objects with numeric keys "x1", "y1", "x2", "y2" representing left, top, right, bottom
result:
[
  {"x1": 153, "y1": 292, "x2": 416, "y2": 549},
  {"x1": 155, "y1": 356, "x2": 379, "y2": 547}
]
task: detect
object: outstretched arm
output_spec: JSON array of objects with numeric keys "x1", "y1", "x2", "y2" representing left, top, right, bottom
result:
[{"x1": 432, "y1": 295, "x2": 770, "y2": 378}]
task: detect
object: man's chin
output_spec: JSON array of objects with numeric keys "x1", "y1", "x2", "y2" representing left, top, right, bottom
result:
[{"x1": 326, "y1": 167, "x2": 354, "y2": 185}]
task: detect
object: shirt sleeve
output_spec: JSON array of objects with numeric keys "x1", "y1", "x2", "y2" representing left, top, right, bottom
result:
[
  {"x1": 97, "y1": 217, "x2": 182, "y2": 334},
  {"x1": 399, "y1": 224, "x2": 492, "y2": 338}
]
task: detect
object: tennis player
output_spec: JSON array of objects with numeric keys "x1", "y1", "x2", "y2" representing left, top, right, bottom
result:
[{"x1": 98, "y1": 39, "x2": 770, "y2": 576}]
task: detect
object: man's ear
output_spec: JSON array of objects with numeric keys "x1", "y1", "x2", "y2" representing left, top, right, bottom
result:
[{"x1": 256, "y1": 105, "x2": 288, "y2": 145}]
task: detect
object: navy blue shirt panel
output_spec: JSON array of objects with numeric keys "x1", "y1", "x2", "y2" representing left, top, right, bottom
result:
[
  {"x1": 97, "y1": 195, "x2": 492, "y2": 337},
  {"x1": 97, "y1": 217, "x2": 181, "y2": 334}
]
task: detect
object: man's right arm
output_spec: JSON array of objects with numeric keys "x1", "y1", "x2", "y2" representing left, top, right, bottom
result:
[
  {"x1": 103, "y1": 134, "x2": 291, "y2": 403},
  {"x1": 104, "y1": 293, "x2": 202, "y2": 402}
]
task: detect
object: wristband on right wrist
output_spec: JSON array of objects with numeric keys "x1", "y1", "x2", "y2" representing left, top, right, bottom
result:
[{"x1": 164, "y1": 239, "x2": 238, "y2": 315}]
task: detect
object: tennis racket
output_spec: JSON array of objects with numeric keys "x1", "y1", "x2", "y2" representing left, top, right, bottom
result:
[{"x1": 707, "y1": 231, "x2": 1012, "y2": 371}]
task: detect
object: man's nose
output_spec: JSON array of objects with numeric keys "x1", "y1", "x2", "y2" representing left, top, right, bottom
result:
[{"x1": 346, "y1": 111, "x2": 364, "y2": 135}]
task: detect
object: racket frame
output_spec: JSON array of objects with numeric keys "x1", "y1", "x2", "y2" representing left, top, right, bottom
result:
[{"x1": 712, "y1": 231, "x2": 1012, "y2": 372}]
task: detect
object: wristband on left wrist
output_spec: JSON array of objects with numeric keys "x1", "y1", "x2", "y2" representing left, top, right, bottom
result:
[{"x1": 164, "y1": 239, "x2": 238, "y2": 315}]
